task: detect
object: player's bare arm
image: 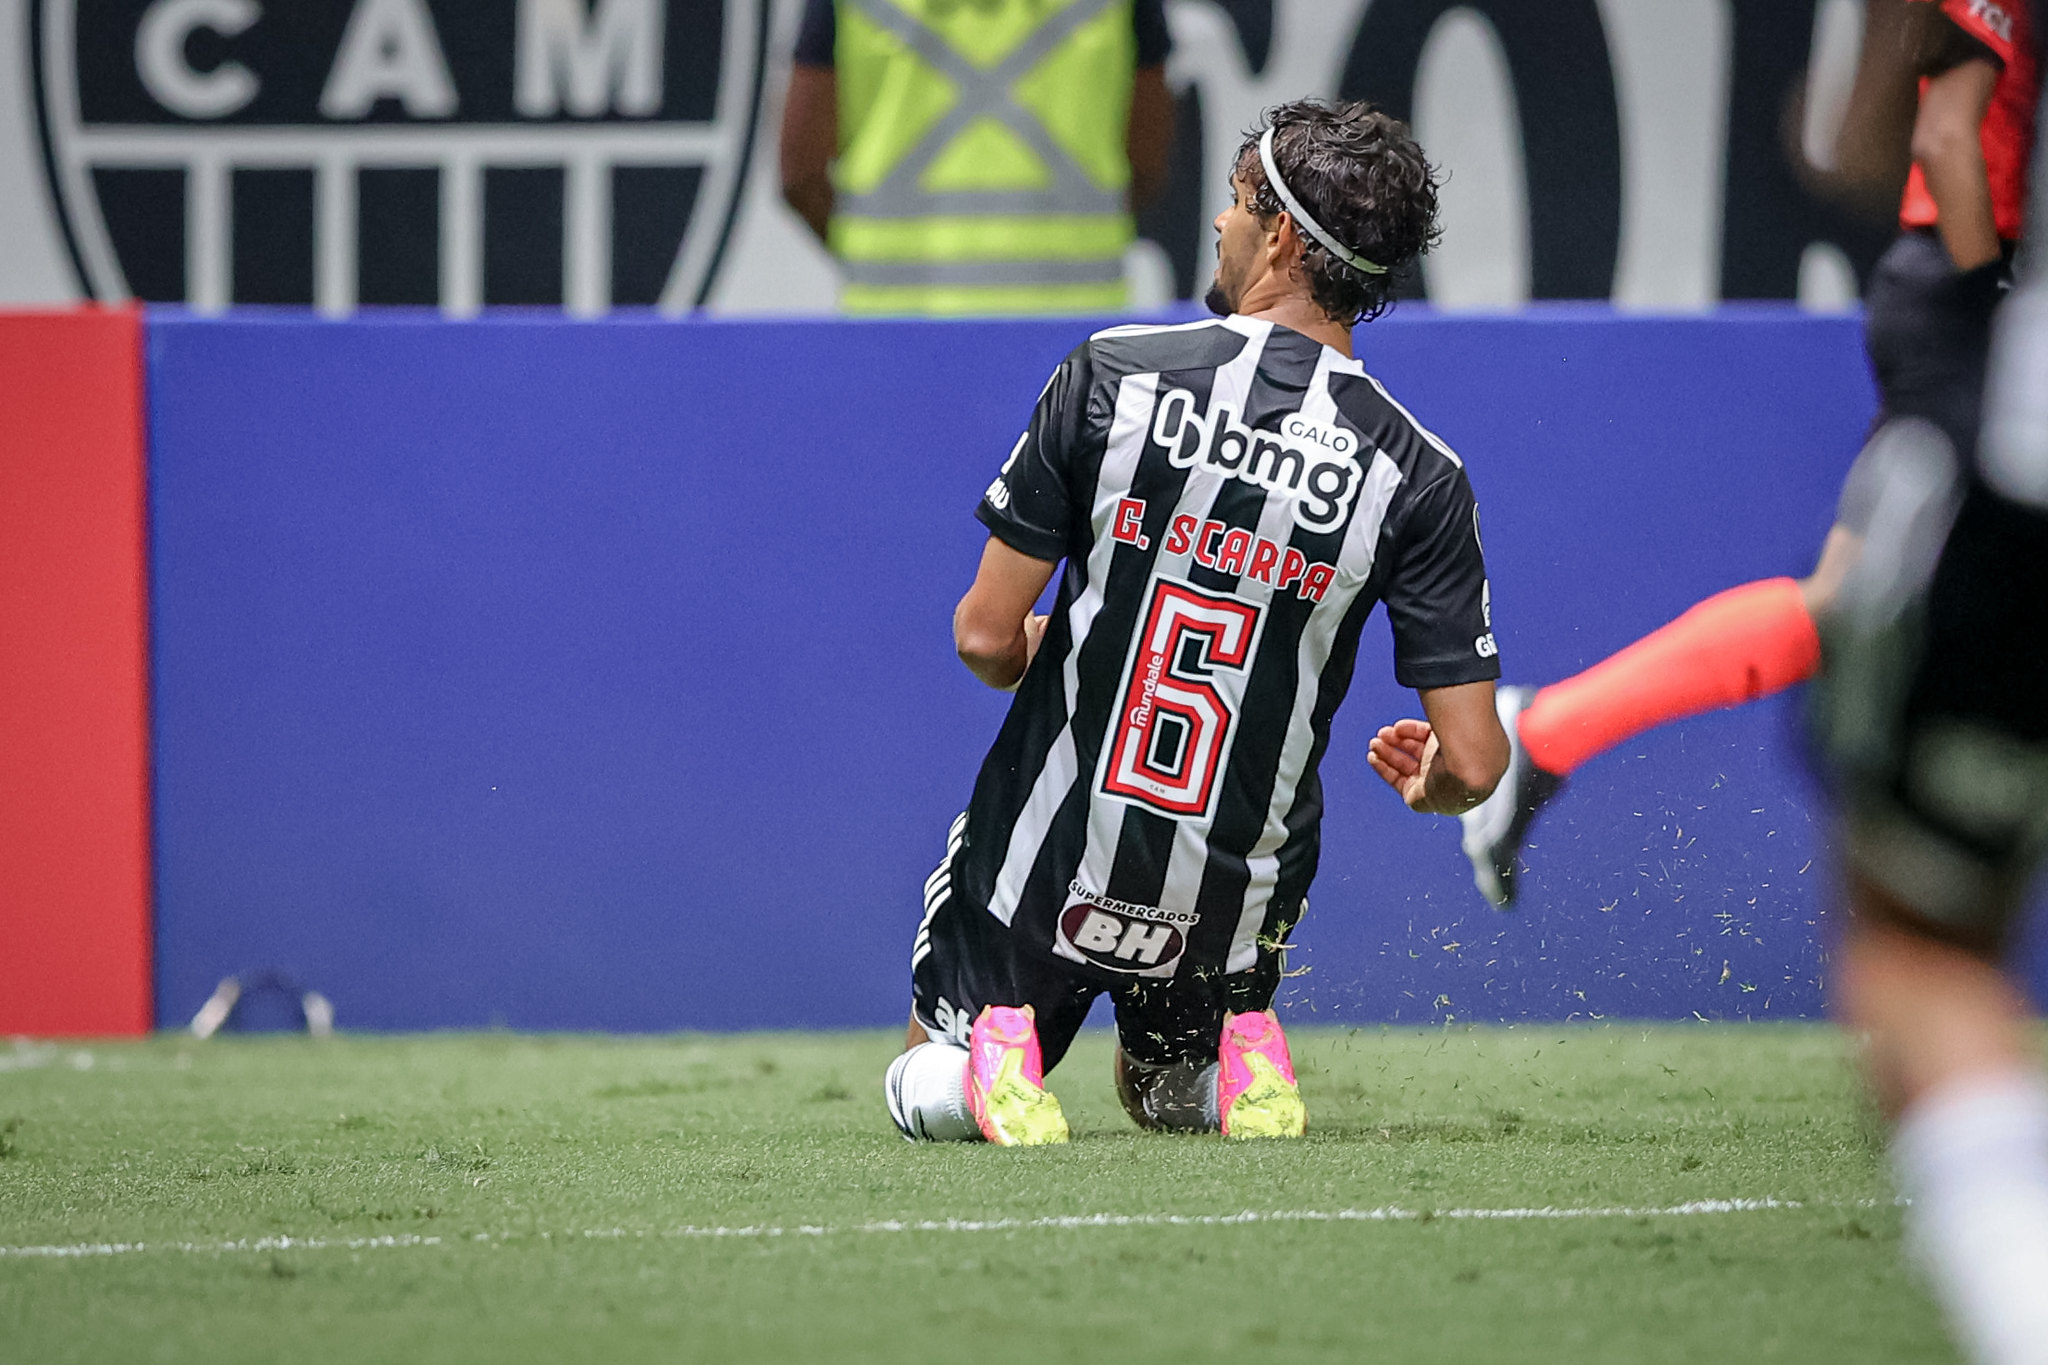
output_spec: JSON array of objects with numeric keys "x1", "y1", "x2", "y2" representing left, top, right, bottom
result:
[
  {"x1": 953, "y1": 535, "x2": 1057, "y2": 691},
  {"x1": 1368, "y1": 680, "x2": 1508, "y2": 815},
  {"x1": 1127, "y1": 65, "x2": 1173, "y2": 211},
  {"x1": 1804, "y1": 0, "x2": 1923, "y2": 214},
  {"x1": 1912, "y1": 42, "x2": 2002, "y2": 268},
  {"x1": 778, "y1": 63, "x2": 836, "y2": 245}
]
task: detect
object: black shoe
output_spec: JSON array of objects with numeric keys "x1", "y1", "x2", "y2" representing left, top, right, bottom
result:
[{"x1": 1458, "y1": 686, "x2": 1563, "y2": 908}]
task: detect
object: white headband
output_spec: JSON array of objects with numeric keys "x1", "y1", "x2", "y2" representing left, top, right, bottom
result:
[{"x1": 1257, "y1": 126, "x2": 1387, "y2": 276}]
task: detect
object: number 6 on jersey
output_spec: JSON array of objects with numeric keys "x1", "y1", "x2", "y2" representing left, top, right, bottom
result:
[{"x1": 1102, "y1": 579, "x2": 1264, "y2": 819}]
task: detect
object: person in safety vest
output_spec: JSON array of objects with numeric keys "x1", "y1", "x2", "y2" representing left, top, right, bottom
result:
[{"x1": 779, "y1": 0, "x2": 1175, "y2": 315}]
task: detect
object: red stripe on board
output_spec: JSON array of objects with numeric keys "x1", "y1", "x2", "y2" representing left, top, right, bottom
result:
[{"x1": 0, "y1": 308, "x2": 151, "y2": 1036}]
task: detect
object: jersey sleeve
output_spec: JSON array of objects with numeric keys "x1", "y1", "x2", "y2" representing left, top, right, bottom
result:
[
  {"x1": 975, "y1": 346, "x2": 1093, "y2": 563},
  {"x1": 1380, "y1": 469, "x2": 1502, "y2": 690},
  {"x1": 1134, "y1": 0, "x2": 1173, "y2": 66},
  {"x1": 1922, "y1": 0, "x2": 2018, "y2": 65},
  {"x1": 792, "y1": 0, "x2": 835, "y2": 67}
]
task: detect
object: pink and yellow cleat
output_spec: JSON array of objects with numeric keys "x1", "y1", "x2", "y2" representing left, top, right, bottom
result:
[
  {"x1": 1218, "y1": 1010, "x2": 1307, "y2": 1139},
  {"x1": 966, "y1": 1004, "x2": 1070, "y2": 1146}
]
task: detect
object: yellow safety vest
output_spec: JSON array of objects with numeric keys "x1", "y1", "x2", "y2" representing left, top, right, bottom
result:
[{"x1": 831, "y1": 0, "x2": 1137, "y2": 315}]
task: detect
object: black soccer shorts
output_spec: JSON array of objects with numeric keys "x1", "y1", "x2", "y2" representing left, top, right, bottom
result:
[
  {"x1": 909, "y1": 872, "x2": 1293, "y2": 1073},
  {"x1": 1815, "y1": 477, "x2": 2048, "y2": 937},
  {"x1": 1863, "y1": 231, "x2": 2007, "y2": 446},
  {"x1": 1839, "y1": 231, "x2": 2010, "y2": 537}
]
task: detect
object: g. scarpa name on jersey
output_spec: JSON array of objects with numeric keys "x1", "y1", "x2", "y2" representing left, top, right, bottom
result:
[
  {"x1": 1150, "y1": 388, "x2": 1365, "y2": 533},
  {"x1": 1107, "y1": 497, "x2": 1340, "y2": 603}
]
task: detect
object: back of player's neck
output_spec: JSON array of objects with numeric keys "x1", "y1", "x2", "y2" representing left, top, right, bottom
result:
[{"x1": 1240, "y1": 302, "x2": 1353, "y2": 358}]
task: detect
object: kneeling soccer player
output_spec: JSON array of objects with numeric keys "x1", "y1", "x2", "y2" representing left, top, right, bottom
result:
[{"x1": 885, "y1": 99, "x2": 1510, "y2": 1146}]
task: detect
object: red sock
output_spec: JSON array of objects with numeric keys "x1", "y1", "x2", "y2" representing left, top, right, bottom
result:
[{"x1": 1518, "y1": 577, "x2": 1821, "y2": 776}]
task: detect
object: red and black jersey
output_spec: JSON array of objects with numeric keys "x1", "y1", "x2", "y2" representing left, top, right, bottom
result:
[
  {"x1": 950, "y1": 317, "x2": 1498, "y2": 984},
  {"x1": 1901, "y1": 0, "x2": 2039, "y2": 240}
]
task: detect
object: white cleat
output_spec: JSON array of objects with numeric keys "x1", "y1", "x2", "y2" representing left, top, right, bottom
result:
[{"x1": 1459, "y1": 685, "x2": 1563, "y2": 909}]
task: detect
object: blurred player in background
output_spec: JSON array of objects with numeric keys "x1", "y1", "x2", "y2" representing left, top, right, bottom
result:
[
  {"x1": 886, "y1": 99, "x2": 1508, "y2": 1146},
  {"x1": 778, "y1": 0, "x2": 1174, "y2": 315},
  {"x1": 1809, "y1": 53, "x2": 2048, "y2": 1364},
  {"x1": 1460, "y1": 0, "x2": 2037, "y2": 908}
]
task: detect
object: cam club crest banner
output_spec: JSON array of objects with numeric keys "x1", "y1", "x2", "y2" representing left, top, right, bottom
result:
[{"x1": 31, "y1": 0, "x2": 766, "y2": 314}]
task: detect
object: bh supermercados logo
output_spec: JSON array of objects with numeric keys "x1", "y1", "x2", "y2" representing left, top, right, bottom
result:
[{"x1": 31, "y1": 0, "x2": 765, "y2": 314}]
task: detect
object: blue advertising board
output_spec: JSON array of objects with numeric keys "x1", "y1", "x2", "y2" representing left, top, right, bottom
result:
[{"x1": 144, "y1": 308, "x2": 2044, "y2": 1031}]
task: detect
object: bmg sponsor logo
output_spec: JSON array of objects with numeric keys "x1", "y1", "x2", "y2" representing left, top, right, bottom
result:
[
  {"x1": 32, "y1": 0, "x2": 765, "y2": 313},
  {"x1": 1149, "y1": 386, "x2": 1365, "y2": 534}
]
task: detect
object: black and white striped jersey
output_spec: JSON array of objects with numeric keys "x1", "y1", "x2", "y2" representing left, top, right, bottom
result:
[{"x1": 951, "y1": 315, "x2": 1499, "y2": 983}]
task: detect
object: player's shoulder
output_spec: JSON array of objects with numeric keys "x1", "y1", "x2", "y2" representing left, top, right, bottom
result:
[
  {"x1": 1325, "y1": 359, "x2": 1467, "y2": 485},
  {"x1": 1081, "y1": 317, "x2": 1256, "y2": 378}
]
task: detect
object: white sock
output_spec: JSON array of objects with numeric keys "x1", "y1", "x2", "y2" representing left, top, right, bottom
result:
[
  {"x1": 1893, "y1": 1070, "x2": 2048, "y2": 1365},
  {"x1": 884, "y1": 1042, "x2": 977, "y2": 1142}
]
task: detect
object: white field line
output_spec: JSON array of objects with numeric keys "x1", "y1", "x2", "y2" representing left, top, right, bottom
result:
[{"x1": 0, "y1": 1197, "x2": 1882, "y2": 1261}]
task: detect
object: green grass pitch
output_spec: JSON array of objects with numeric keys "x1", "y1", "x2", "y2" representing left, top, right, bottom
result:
[{"x1": 0, "y1": 1025, "x2": 1959, "y2": 1363}]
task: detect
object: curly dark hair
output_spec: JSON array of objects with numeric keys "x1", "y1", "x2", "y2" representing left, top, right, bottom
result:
[{"x1": 1232, "y1": 99, "x2": 1443, "y2": 324}]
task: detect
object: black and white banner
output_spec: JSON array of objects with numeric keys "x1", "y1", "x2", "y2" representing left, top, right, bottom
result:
[{"x1": 0, "y1": 0, "x2": 1892, "y2": 312}]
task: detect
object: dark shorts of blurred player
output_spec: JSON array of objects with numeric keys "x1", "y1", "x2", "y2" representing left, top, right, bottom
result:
[
  {"x1": 1815, "y1": 459, "x2": 2048, "y2": 937},
  {"x1": 1855, "y1": 229, "x2": 2012, "y2": 477}
]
